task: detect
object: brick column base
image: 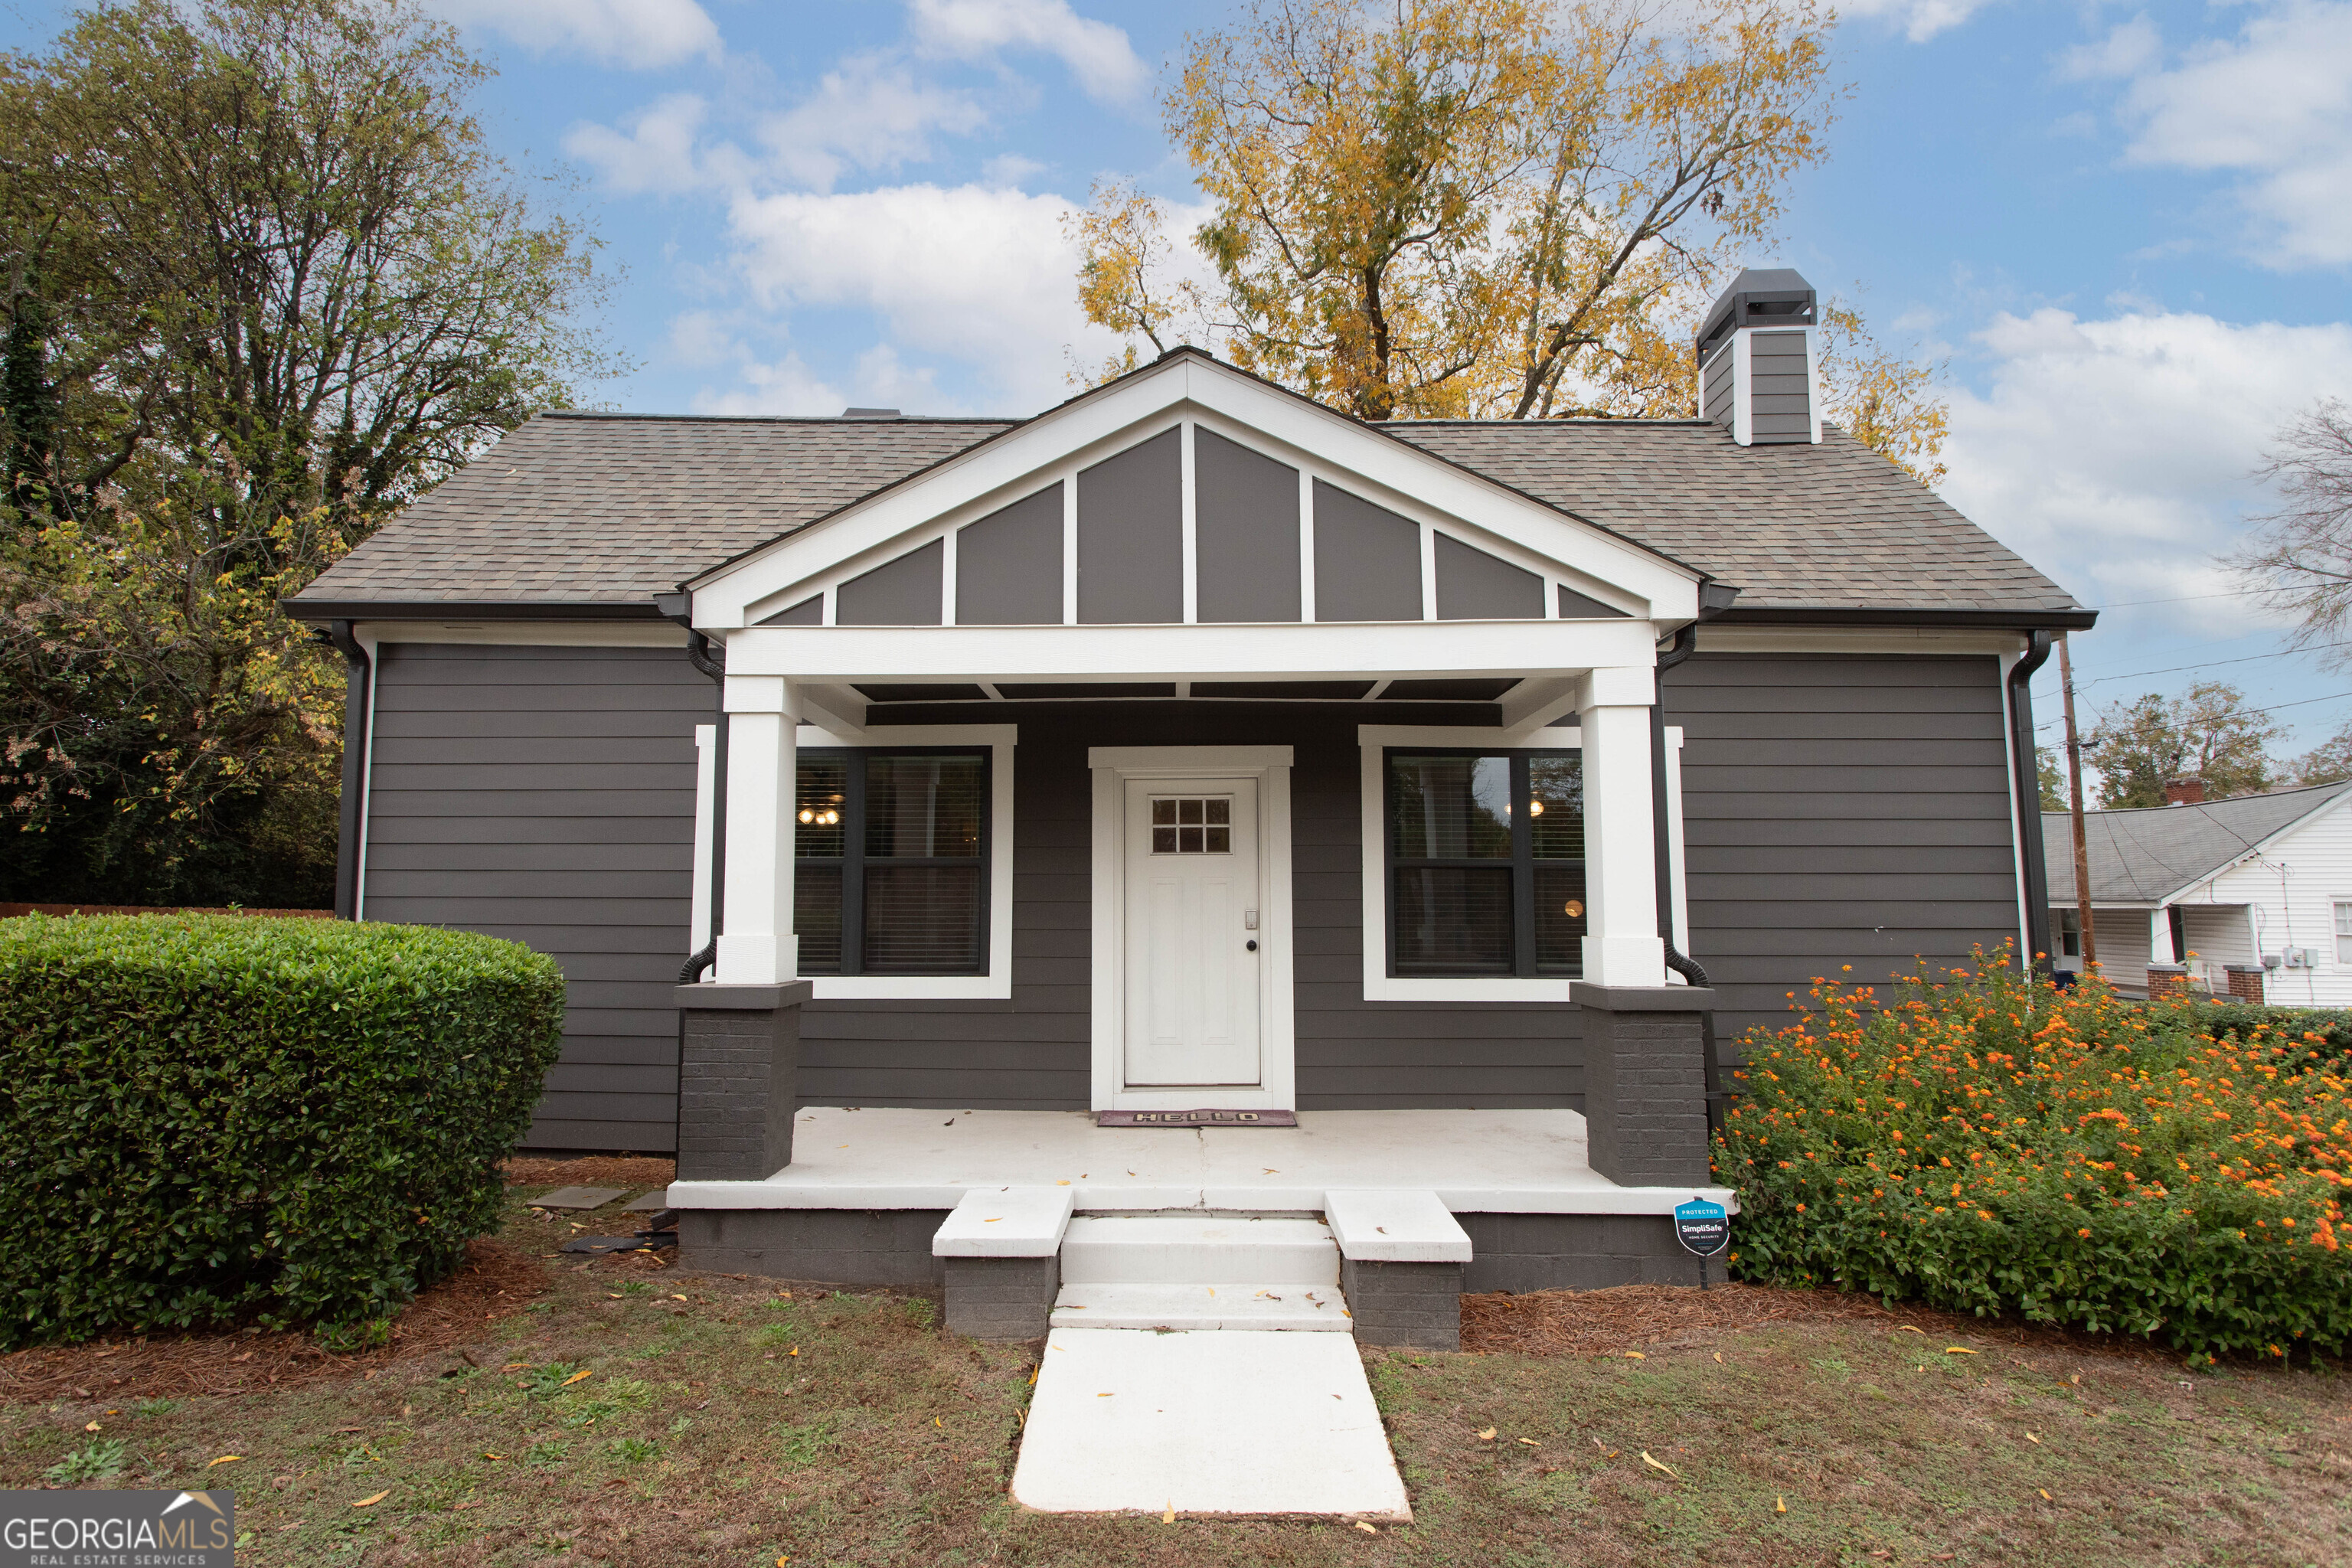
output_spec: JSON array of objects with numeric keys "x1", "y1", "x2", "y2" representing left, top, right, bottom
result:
[
  {"x1": 1341, "y1": 1259, "x2": 1462, "y2": 1349},
  {"x1": 2224, "y1": 965, "x2": 2265, "y2": 1003},
  {"x1": 2147, "y1": 964, "x2": 2190, "y2": 1000},
  {"x1": 1571, "y1": 983, "x2": 1715, "y2": 1188},
  {"x1": 944, "y1": 1256, "x2": 1060, "y2": 1341},
  {"x1": 675, "y1": 982, "x2": 809, "y2": 1181}
]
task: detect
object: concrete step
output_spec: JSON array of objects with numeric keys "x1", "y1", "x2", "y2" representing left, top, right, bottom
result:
[
  {"x1": 1058, "y1": 1214, "x2": 1339, "y2": 1287},
  {"x1": 1050, "y1": 1282, "x2": 1351, "y2": 1331}
]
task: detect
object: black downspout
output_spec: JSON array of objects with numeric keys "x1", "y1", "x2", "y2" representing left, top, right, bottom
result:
[
  {"x1": 1651, "y1": 624, "x2": 1707, "y2": 988},
  {"x1": 2007, "y1": 630, "x2": 2057, "y2": 978},
  {"x1": 324, "y1": 620, "x2": 370, "y2": 921},
  {"x1": 675, "y1": 625, "x2": 727, "y2": 985}
]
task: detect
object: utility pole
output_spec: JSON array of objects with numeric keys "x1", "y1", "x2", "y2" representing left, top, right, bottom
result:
[{"x1": 2059, "y1": 634, "x2": 2098, "y2": 975}]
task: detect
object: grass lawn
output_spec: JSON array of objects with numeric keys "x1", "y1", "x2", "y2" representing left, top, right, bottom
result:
[{"x1": 4, "y1": 1169, "x2": 2349, "y2": 1566}]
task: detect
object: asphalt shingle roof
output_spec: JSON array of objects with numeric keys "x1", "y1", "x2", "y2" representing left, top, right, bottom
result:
[
  {"x1": 293, "y1": 398, "x2": 2081, "y2": 617},
  {"x1": 2041, "y1": 781, "x2": 2352, "y2": 906},
  {"x1": 297, "y1": 413, "x2": 1012, "y2": 607}
]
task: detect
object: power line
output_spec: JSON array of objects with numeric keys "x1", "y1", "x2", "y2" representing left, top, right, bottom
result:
[
  {"x1": 2035, "y1": 688, "x2": 2352, "y2": 734},
  {"x1": 2030, "y1": 639, "x2": 2352, "y2": 694}
]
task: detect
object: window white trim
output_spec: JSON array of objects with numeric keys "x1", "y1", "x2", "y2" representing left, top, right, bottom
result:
[
  {"x1": 788, "y1": 721, "x2": 1018, "y2": 1000},
  {"x1": 1355, "y1": 722, "x2": 1687, "y2": 1001},
  {"x1": 1089, "y1": 745, "x2": 1295, "y2": 1111},
  {"x1": 691, "y1": 724, "x2": 717, "y2": 956}
]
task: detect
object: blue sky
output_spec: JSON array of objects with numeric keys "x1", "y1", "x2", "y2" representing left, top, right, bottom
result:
[{"x1": 9, "y1": 0, "x2": 2352, "y2": 766}]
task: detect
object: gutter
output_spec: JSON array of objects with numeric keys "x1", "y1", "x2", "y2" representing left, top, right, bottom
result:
[
  {"x1": 2005, "y1": 631, "x2": 2058, "y2": 975},
  {"x1": 656, "y1": 593, "x2": 727, "y2": 985},
  {"x1": 1712, "y1": 606, "x2": 2099, "y2": 632},
  {"x1": 320, "y1": 620, "x2": 371, "y2": 920},
  {"x1": 284, "y1": 599, "x2": 665, "y2": 623},
  {"x1": 1654, "y1": 583, "x2": 1741, "y2": 985}
]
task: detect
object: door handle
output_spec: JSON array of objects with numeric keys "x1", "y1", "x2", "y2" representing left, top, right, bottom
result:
[{"x1": 1246, "y1": 939, "x2": 1259, "y2": 952}]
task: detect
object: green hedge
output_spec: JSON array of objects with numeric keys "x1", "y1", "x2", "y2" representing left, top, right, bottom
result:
[
  {"x1": 0, "y1": 914, "x2": 564, "y2": 1348},
  {"x1": 1717, "y1": 951, "x2": 2352, "y2": 1361}
]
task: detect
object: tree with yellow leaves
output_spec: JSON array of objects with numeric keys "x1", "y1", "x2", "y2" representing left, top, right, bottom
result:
[{"x1": 1068, "y1": 0, "x2": 1948, "y2": 481}]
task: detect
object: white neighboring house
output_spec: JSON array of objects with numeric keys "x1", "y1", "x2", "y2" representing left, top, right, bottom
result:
[{"x1": 2044, "y1": 779, "x2": 2352, "y2": 1004}]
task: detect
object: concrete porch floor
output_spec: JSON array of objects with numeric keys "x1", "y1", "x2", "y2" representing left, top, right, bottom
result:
[{"x1": 663, "y1": 1106, "x2": 1737, "y2": 1215}]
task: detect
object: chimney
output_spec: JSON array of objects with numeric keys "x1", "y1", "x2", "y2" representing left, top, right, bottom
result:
[
  {"x1": 2164, "y1": 776, "x2": 2205, "y2": 806},
  {"x1": 1694, "y1": 268, "x2": 1820, "y2": 447},
  {"x1": 841, "y1": 407, "x2": 901, "y2": 419}
]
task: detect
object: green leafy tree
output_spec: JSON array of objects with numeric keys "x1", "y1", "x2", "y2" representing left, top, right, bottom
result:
[
  {"x1": 0, "y1": 0, "x2": 618, "y2": 904},
  {"x1": 2037, "y1": 744, "x2": 2068, "y2": 812},
  {"x1": 2086, "y1": 682, "x2": 2283, "y2": 809},
  {"x1": 2288, "y1": 721, "x2": 2352, "y2": 787}
]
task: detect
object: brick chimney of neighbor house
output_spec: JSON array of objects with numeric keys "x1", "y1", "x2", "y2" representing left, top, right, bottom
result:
[
  {"x1": 2164, "y1": 777, "x2": 2206, "y2": 806},
  {"x1": 1696, "y1": 269, "x2": 1821, "y2": 448}
]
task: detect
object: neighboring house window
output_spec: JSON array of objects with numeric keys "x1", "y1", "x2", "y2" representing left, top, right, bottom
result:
[
  {"x1": 1385, "y1": 749, "x2": 1583, "y2": 978},
  {"x1": 2336, "y1": 901, "x2": 2352, "y2": 965},
  {"x1": 795, "y1": 749, "x2": 988, "y2": 975},
  {"x1": 2056, "y1": 908, "x2": 2081, "y2": 959}
]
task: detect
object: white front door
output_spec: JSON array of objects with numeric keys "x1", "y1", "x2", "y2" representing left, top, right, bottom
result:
[{"x1": 1122, "y1": 776, "x2": 1262, "y2": 1087}]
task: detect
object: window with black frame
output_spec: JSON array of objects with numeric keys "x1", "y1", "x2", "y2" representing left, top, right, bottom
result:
[
  {"x1": 794, "y1": 750, "x2": 988, "y2": 975},
  {"x1": 1385, "y1": 750, "x2": 1585, "y2": 978}
]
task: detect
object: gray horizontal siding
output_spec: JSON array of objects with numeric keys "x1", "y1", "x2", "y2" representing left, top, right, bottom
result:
[
  {"x1": 364, "y1": 640, "x2": 707, "y2": 1151},
  {"x1": 1665, "y1": 651, "x2": 2019, "y2": 1053}
]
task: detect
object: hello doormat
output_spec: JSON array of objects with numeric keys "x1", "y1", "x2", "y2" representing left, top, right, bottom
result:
[{"x1": 1093, "y1": 1109, "x2": 1298, "y2": 1128}]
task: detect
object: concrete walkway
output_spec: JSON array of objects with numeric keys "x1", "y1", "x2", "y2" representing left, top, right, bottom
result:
[{"x1": 1011, "y1": 1327, "x2": 1411, "y2": 1519}]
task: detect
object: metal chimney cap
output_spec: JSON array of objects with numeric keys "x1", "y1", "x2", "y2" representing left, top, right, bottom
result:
[
  {"x1": 1696, "y1": 267, "x2": 1817, "y2": 362},
  {"x1": 841, "y1": 407, "x2": 902, "y2": 419}
]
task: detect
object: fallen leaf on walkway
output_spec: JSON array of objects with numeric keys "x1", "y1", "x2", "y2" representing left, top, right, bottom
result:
[
  {"x1": 1056, "y1": 1181, "x2": 1070, "y2": 1186},
  {"x1": 1477, "y1": 1427, "x2": 1496, "y2": 1441},
  {"x1": 352, "y1": 1491, "x2": 389, "y2": 1508},
  {"x1": 1355, "y1": 1522, "x2": 1377, "y2": 1534},
  {"x1": 1027, "y1": 1366, "x2": 1039, "y2": 1386},
  {"x1": 1640, "y1": 1452, "x2": 1678, "y2": 1479},
  {"x1": 1163, "y1": 1505, "x2": 1175, "y2": 1524},
  {"x1": 207, "y1": 1456, "x2": 241, "y2": 1467},
  {"x1": 1098, "y1": 1392, "x2": 1115, "y2": 1398}
]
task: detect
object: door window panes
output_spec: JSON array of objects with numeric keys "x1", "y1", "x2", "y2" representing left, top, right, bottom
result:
[{"x1": 1150, "y1": 796, "x2": 1231, "y2": 854}]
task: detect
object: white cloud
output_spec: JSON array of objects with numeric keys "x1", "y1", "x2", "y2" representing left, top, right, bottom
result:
[
  {"x1": 907, "y1": 0, "x2": 1149, "y2": 102},
  {"x1": 1833, "y1": 0, "x2": 2002, "y2": 44},
  {"x1": 2105, "y1": 1, "x2": 2352, "y2": 267},
  {"x1": 755, "y1": 56, "x2": 990, "y2": 192},
  {"x1": 426, "y1": 0, "x2": 720, "y2": 69},
  {"x1": 1938, "y1": 308, "x2": 2352, "y2": 633},
  {"x1": 688, "y1": 342, "x2": 946, "y2": 417},
  {"x1": 721, "y1": 181, "x2": 1121, "y2": 407},
  {"x1": 564, "y1": 94, "x2": 756, "y2": 196},
  {"x1": 2059, "y1": 13, "x2": 2162, "y2": 80}
]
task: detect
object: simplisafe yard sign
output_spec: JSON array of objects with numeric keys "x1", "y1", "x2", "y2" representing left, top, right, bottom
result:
[{"x1": 1674, "y1": 1197, "x2": 1730, "y2": 1258}]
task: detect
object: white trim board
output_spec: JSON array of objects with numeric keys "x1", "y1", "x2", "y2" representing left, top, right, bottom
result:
[
  {"x1": 1090, "y1": 745, "x2": 1296, "y2": 1111},
  {"x1": 1355, "y1": 723, "x2": 1687, "y2": 1002}
]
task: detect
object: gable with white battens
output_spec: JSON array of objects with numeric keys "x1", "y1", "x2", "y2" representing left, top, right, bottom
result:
[
  {"x1": 683, "y1": 354, "x2": 1701, "y2": 634},
  {"x1": 2173, "y1": 792, "x2": 2352, "y2": 1008}
]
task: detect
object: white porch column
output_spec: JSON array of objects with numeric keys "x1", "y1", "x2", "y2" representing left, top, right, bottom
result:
[
  {"x1": 1578, "y1": 665, "x2": 1666, "y2": 988},
  {"x1": 2150, "y1": 906, "x2": 2176, "y2": 965},
  {"x1": 717, "y1": 674, "x2": 800, "y2": 985}
]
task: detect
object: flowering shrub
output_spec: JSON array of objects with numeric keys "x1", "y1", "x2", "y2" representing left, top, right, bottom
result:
[{"x1": 1714, "y1": 949, "x2": 2352, "y2": 1359}]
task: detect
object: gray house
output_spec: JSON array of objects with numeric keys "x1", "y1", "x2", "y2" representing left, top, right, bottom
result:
[{"x1": 289, "y1": 271, "x2": 2089, "y2": 1331}]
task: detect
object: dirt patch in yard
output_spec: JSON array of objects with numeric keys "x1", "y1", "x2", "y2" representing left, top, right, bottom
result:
[
  {"x1": 0, "y1": 1239, "x2": 549, "y2": 1405},
  {"x1": 501, "y1": 1155, "x2": 675, "y2": 1192}
]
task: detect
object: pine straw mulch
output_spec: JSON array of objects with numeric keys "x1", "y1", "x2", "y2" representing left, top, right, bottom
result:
[
  {"x1": 0, "y1": 1238, "x2": 550, "y2": 1406},
  {"x1": 1459, "y1": 1281, "x2": 2197, "y2": 1367},
  {"x1": 501, "y1": 1155, "x2": 676, "y2": 1193}
]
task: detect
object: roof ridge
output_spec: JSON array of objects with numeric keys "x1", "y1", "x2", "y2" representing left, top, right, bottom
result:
[
  {"x1": 2041, "y1": 778, "x2": 2352, "y2": 818},
  {"x1": 538, "y1": 410, "x2": 1020, "y2": 426}
]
